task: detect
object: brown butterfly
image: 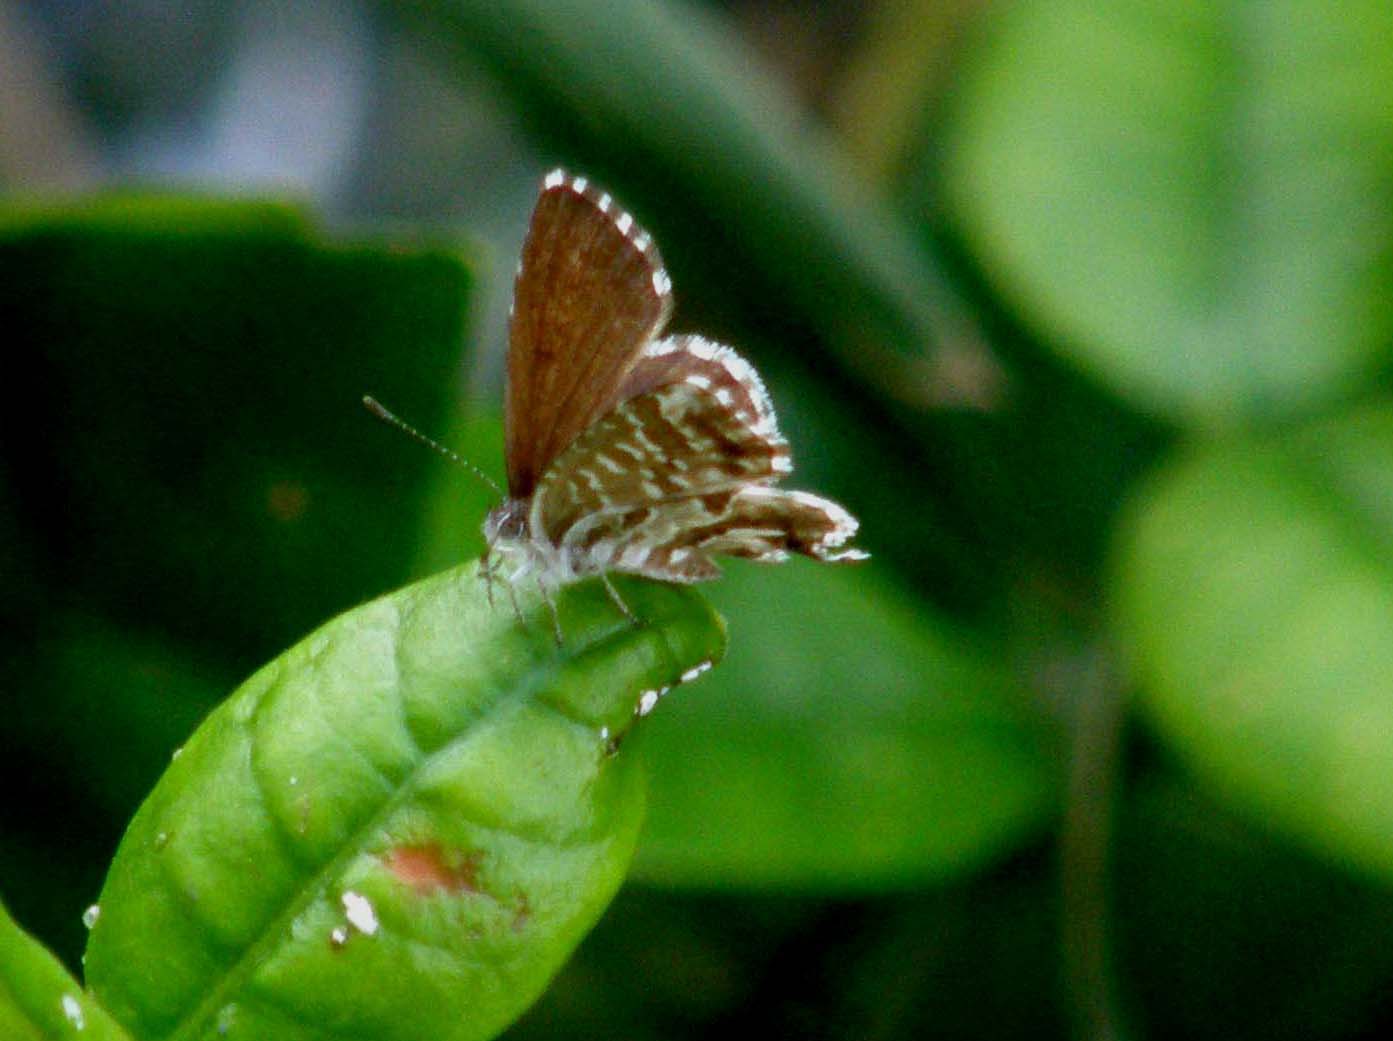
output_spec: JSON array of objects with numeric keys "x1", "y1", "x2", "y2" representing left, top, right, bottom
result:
[{"x1": 369, "y1": 170, "x2": 865, "y2": 639}]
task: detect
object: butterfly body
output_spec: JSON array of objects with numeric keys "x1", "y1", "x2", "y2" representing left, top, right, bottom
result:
[{"x1": 484, "y1": 169, "x2": 865, "y2": 614}]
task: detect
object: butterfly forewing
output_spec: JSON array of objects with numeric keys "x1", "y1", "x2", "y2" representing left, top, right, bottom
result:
[{"x1": 505, "y1": 171, "x2": 673, "y2": 497}]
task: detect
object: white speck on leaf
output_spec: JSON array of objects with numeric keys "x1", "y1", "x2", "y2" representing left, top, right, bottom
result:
[
  {"x1": 216, "y1": 1003, "x2": 238, "y2": 1035},
  {"x1": 342, "y1": 890, "x2": 379, "y2": 936},
  {"x1": 60, "y1": 993, "x2": 84, "y2": 1030},
  {"x1": 679, "y1": 660, "x2": 713, "y2": 684},
  {"x1": 81, "y1": 904, "x2": 100, "y2": 930}
]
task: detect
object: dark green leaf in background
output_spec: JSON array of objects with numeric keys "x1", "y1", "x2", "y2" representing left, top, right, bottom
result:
[
  {"x1": 945, "y1": 0, "x2": 1393, "y2": 421},
  {"x1": 0, "y1": 195, "x2": 474, "y2": 660},
  {"x1": 1113, "y1": 403, "x2": 1393, "y2": 878},
  {"x1": 636, "y1": 559, "x2": 1057, "y2": 888},
  {"x1": 84, "y1": 564, "x2": 725, "y2": 1041}
]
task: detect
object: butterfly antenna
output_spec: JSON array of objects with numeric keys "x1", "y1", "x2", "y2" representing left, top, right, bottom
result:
[{"x1": 362, "y1": 395, "x2": 503, "y2": 496}]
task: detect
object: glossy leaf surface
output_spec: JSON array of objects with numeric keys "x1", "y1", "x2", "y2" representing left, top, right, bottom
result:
[{"x1": 84, "y1": 565, "x2": 725, "y2": 1041}]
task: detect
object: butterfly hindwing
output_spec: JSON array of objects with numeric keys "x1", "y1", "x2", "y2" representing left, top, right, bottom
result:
[
  {"x1": 528, "y1": 333, "x2": 863, "y2": 580},
  {"x1": 556, "y1": 483, "x2": 864, "y2": 582},
  {"x1": 530, "y1": 335, "x2": 792, "y2": 542}
]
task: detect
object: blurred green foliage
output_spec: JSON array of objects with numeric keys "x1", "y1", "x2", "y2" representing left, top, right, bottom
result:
[
  {"x1": 945, "y1": 0, "x2": 1393, "y2": 422},
  {"x1": 4, "y1": 0, "x2": 1393, "y2": 1039}
]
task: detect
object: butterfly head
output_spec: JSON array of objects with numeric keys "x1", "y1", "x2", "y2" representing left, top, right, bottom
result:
[{"x1": 483, "y1": 497, "x2": 530, "y2": 548}]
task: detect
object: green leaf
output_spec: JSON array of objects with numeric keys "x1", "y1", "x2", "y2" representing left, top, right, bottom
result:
[
  {"x1": 633, "y1": 560, "x2": 1057, "y2": 888},
  {"x1": 84, "y1": 564, "x2": 725, "y2": 1041},
  {"x1": 389, "y1": 0, "x2": 984, "y2": 401},
  {"x1": 1111, "y1": 402, "x2": 1393, "y2": 878},
  {"x1": 945, "y1": 0, "x2": 1393, "y2": 421},
  {"x1": 0, "y1": 898, "x2": 130, "y2": 1041}
]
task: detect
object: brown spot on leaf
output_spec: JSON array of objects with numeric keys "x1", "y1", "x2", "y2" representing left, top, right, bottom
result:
[
  {"x1": 266, "y1": 480, "x2": 310, "y2": 522},
  {"x1": 383, "y1": 844, "x2": 482, "y2": 895}
]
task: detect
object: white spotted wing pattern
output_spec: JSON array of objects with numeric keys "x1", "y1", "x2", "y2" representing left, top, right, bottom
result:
[{"x1": 485, "y1": 170, "x2": 866, "y2": 602}]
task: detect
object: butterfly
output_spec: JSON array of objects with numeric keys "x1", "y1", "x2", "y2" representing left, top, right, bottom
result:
[{"x1": 369, "y1": 169, "x2": 865, "y2": 639}]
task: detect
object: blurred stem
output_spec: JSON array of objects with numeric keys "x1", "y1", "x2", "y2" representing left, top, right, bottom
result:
[
  {"x1": 1059, "y1": 646, "x2": 1136, "y2": 1041},
  {"x1": 830, "y1": 0, "x2": 983, "y2": 189}
]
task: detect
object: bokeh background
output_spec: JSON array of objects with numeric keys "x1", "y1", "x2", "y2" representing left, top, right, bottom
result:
[{"x1": 4, "y1": 1, "x2": 1393, "y2": 1039}]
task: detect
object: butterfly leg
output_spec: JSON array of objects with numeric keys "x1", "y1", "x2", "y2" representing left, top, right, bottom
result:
[
  {"x1": 600, "y1": 572, "x2": 643, "y2": 628},
  {"x1": 535, "y1": 575, "x2": 564, "y2": 645},
  {"x1": 504, "y1": 574, "x2": 527, "y2": 630},
  {"x1": 478, "y1": 551, "x2": 496, "y2": 609}
]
